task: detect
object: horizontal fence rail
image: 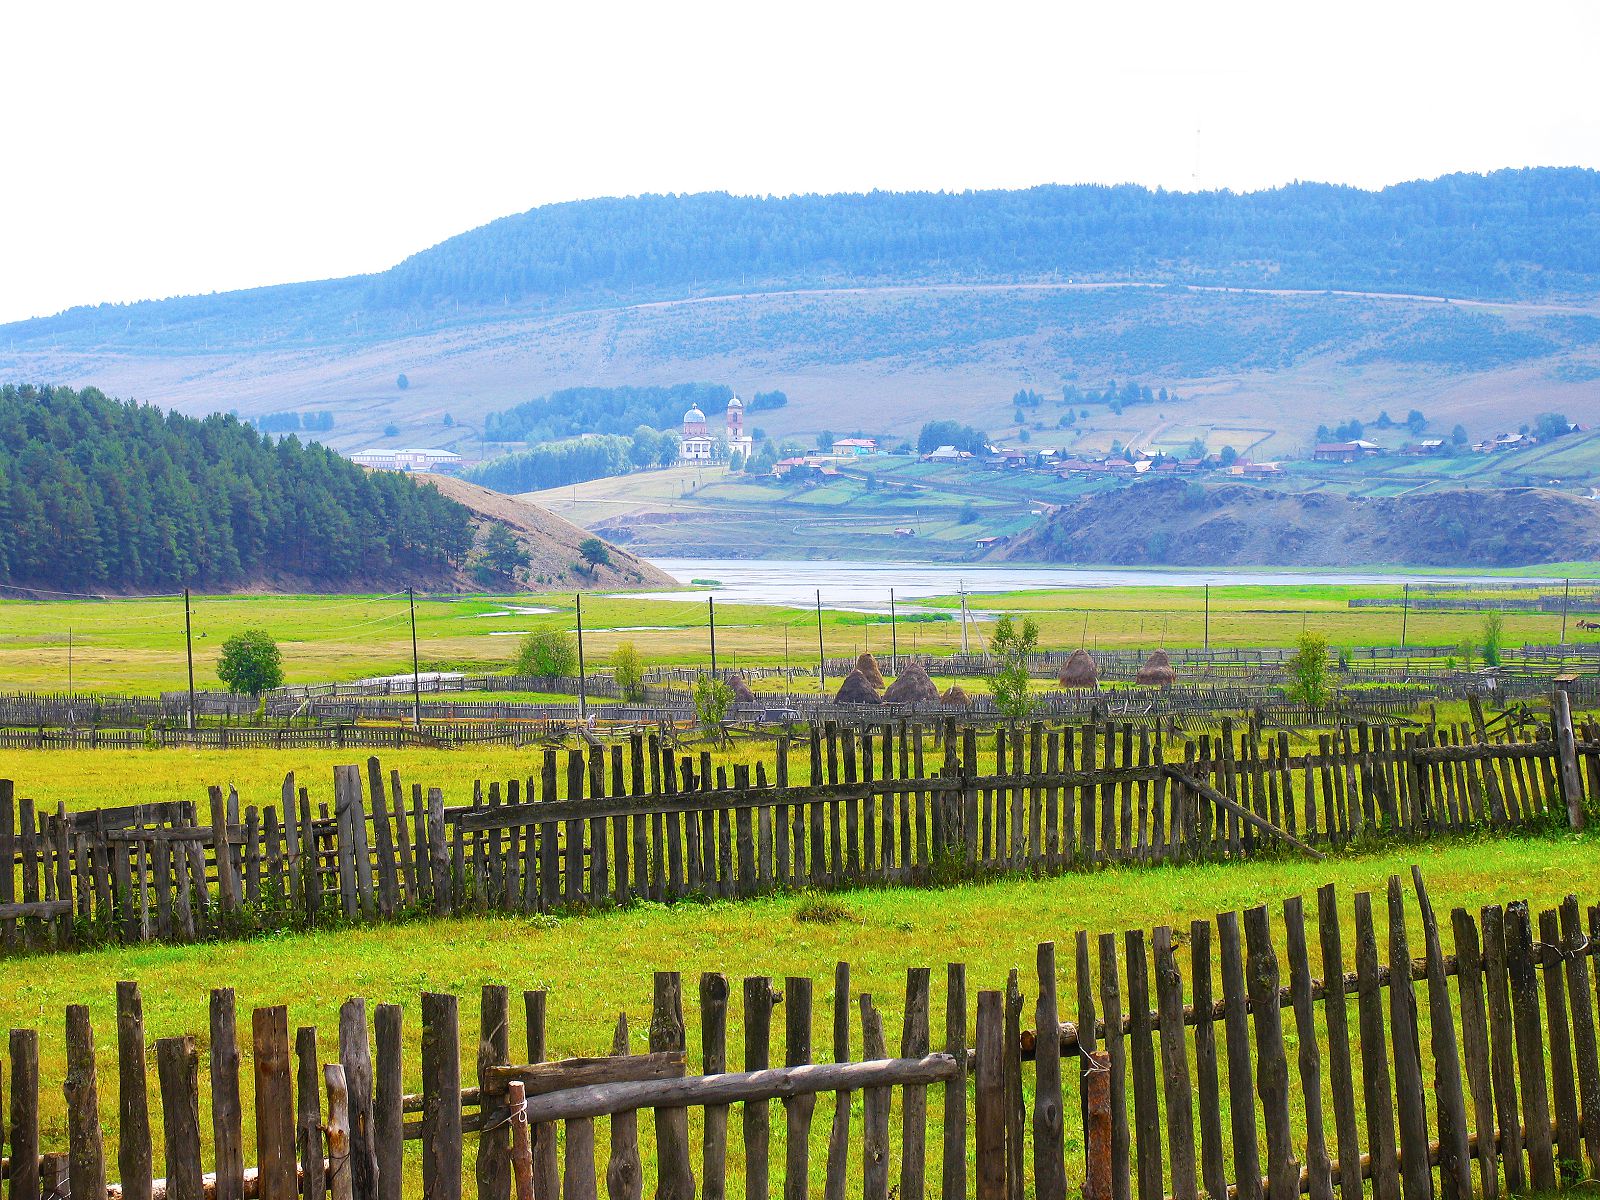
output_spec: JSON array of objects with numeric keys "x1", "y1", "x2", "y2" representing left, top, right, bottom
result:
[
  {"x1": 1, "y1": 695, "x2": 1594, "y2": 953},
  {"x1": 3, "y1": 871, "x2": 1598, "y2": 1200}
]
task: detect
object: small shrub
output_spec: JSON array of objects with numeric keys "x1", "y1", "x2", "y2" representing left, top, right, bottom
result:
[
  {"x1": 1481, "y1": 613, "x2": 1504, "y2": 666},
  {"x1": 795, "y1": 895, "x2": 857, "y2": 924},
  {"x1": 612, "y1": 641, "x2": 645, "y2": 702},
  {"x1": 692, "y1": 673, "x2": 734, "y2": 737},
  {"x1": 1286, "y1": 631, "x2": 1330, "y2": 707}
]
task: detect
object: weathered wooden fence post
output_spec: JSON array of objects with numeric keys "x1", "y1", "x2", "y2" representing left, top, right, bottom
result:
[
  {"x1": 211, "y1": 988, "x2": 246, "y2": 1200},
  {"x1": 64, "y1": 1006, "x2": 105, "y2": 1200},
  {"x1": 975, "y1": 990, "x2": 1006, "y2": 1200},
  {"x1": 116, "y1": 981, "x2": 153, "y2": 1200},
  {"x1": 1083, "y1": 1049, "x2": 1112, "y2": 1200},
  {"x1": 156, "y1": 1035, "x2": 203, "y2": 1200},
  {"x1": 422, "y1": 992, "x2": 463, "y2": 1200},
  {"x1": 1552, "y1": 689, "x2": 1587, "y2": 830},
  {"x1": 253, "y1": 1007, "x2": 297, "y2": 1200}
]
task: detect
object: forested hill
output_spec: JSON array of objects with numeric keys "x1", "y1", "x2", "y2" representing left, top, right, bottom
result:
[
  {"x1": 0, "y1": 384, "x2": 474, "y2": 592},
  {"x1": 7, "y1": 169, "x2": 1599, "y2": 354}
]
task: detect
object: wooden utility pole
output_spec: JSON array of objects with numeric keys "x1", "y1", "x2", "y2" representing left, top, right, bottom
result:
[
  {"x1": 576, "y1": 594, "x2": 588, "y2": 722},
  {"x1": 816, "y1": 590, "x2": 825, "y2": 694},
  {"x1": 1400, "y1": 582, "x2": 1410, "y2": 651},
  {"x1": 408, "y1": 588, "x2": 422, "y2": 731},
  {"x1": 708, "y1": 597, "x2": 718, "y2": 676},
  {"x1": 184, "y1": 589, "x2": 197, "y2": 731},
  {"x1": 1203, "y1": 584, "x2": 1210, "y2": 650},
  {"x1": 889, "y1": 588, "x2": 898, "y2": 675}
]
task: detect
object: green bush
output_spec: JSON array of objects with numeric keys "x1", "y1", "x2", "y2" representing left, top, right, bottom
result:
[
  {"x1": 612, "y1": 642, "x2": 645, "y2": 702},
  {"x1": 217, "y1": 629, "x2": 284, "y2": 696},
  {"x1": 512, "y1": 630, "x2": 578, "y2": 677},
  {"x1": 1286, "y1": 631, "x2": 1329, "y2": 706}
]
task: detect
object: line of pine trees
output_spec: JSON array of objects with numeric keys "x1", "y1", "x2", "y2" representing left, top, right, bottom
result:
[{"x1": 0, "y1": 384, "x2": 474, "y2": 591}]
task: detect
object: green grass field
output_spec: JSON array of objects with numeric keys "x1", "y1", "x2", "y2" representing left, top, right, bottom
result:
[
  {"x1": 3, "y1": 580, "x2": 1594, "y2": 698},
  {"x1": 3, "y1": 831, "x2": 1595, "y2": 1196}
]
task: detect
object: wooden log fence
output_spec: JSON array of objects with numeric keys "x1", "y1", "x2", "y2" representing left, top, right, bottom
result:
[
  {"x1": 5, "y1": 872, "x2": 1600, "y2": 1200},
  {"x1": 2, "y1": 707, "x2": 1597, "y2": 952}
]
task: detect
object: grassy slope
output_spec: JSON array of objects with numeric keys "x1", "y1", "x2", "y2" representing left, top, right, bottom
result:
[{"x1": 3, "y1": 832, "x2": 1596, "y2": 1193}]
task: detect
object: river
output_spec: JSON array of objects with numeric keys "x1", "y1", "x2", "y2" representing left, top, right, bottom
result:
[{"x1": 624, "y1": 558, "x2": 1548, "y2": 612}]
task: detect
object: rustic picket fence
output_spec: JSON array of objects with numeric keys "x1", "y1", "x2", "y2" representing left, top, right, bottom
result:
[
  {"x1": 2, "y1": 694, "x2": 1595, "y2": 953},
  {"x1": 6, "y1": 871, "x2": 1600, "y2": 1200}
]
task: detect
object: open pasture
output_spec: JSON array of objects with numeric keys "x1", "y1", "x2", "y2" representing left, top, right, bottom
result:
[{"x1": 2, "y1": 578, "x2": 1596, "y2": 697}]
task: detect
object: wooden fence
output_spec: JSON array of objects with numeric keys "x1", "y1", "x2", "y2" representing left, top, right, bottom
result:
[
  {"x1": 5, "y1": 871, "x2": 1599, "y2": 1200},
  {"x1": 1, "y1": 695, "x2": 1594, "y2": 953}
]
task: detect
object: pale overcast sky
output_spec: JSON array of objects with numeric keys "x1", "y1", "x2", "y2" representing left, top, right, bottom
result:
[{"x1": 2, "y1": 0, "x2": 1596, "y2": 324}]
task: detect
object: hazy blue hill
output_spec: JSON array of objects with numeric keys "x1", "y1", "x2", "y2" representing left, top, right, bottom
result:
[{"x1": 6, "y1": 169, "x2": 1599, "y2": 357}]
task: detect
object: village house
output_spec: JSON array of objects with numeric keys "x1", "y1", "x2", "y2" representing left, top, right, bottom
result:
[
  {"x1": 1312, "y1": 440, "x2": 1382, "y2": 463},
  {"x1": 830, "y1": 437, "x2": 878, "y2": 457}
]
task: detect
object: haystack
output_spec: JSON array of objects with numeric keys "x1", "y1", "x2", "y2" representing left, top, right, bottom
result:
[
  {"x1": 1135, "y1": 649, "x2": 1177, "y2": 687},
  {"x1": 883, "y1": 661, "x2": 940, "y2": 705},
  {"x1": 834, "y1": 667, "x2": 884, "y2": 705},
  {"x1": 1057, "y1": 649, "x2": 1099, "y2": 690},
  {"x1": 724, "y1": 672, "x2": 756, "y2": 703},
  {"x1": 940, "y1": 684, "x2": 971, "y2": 708},
  {"x1": 853, "y1": 651, "x2": 886, "y2": 689}
]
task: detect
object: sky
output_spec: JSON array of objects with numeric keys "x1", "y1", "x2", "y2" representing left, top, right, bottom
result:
[{"x1": 2, "y1": 0, "x2": 1597, "y2": 325}]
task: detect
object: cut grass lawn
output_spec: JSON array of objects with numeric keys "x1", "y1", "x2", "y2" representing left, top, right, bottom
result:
[{"x1": 2, "y1": 831, "x2": 1597, "y2": 1196}]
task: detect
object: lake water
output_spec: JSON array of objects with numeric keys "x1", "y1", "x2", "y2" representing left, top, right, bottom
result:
[{"x1": 626, "y1": 559, "x2": 1543, "y2": 612}]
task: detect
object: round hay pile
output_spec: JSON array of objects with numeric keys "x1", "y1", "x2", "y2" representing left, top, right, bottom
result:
[
  {"x1": 1135, "y1": 648, "x2": 1177, "y2": 687},
  {"x1": 1057, "y1": 648, "x2": 1099, "y2": 690},
  {"x1": 853, "y1": 651, "x2": 886, "y2": 689},
  {"x1": 724, "y1": 672, "x2": 756, "y2": 703},
  {"x1": 883, "y1": 660, "x2": 940, "y2": 705},
  {"x1": 940, "y1": 684, "x2": 971, "y2": 708},
  {"x1": 834, "y1": 667, "x2": 884, "y2": 705}
]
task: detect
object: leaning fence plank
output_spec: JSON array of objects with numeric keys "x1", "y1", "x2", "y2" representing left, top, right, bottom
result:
[
  {"x1": 1242, "y1": 907, "x2": 1296, "y2": 1200},
  {"x1": 1383, "y1": 878, "x2": 1431, "y2": 1200},
  {"x1": 1412, "y1": 868, "x2": 1470, "y2": 1200},
  {"x1": 743, "y1": 979, "x2": 773, "y2": 1200},
  {"x1": 1218, "y1": 912, "x2": 1262, "y2": 1200},
  {"x1": 1507, "y1": 900, "x2": 1557, "y2": 1189},
  {"x1": 1560, "y1": 895, "x2": 1600, "y2": 1177},
  {"x1": 1448, "y1": 909, "x2": 1498, "y2": 1200},
  {"x1": 1538, "y1": 907, "x2": 1581, "y2": 1177},
  {"x1": 1315, "y1": 885, "x2": 1363, "y2": 1200},
  {"x1": 156, "y1": 1036, "x2": 203, "y2": 1200},
  {"x1": 1125, "y1": 930, "x2": 1164, "y2": 1200},
  {"x1": 326, "y1": 1064, "x2": 354, "y2": 1200},
  {"x1": 1283, "y1": 898, "x2": 1332, "y2": 1200},
  {"x1": 1481, "y1": 904, "x2": 1525, "y2": 1193},
  {"x1": 116, "y1": 981, "x2": 154, "y2": 1200}
]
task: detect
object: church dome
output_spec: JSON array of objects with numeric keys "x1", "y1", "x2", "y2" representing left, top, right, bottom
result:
[
  {"x1": 683, "y1": 405, "x2": 706, "y2": 423},
  {"x1": 727, "y1": 396, "x2": 743, "y2": 409}
]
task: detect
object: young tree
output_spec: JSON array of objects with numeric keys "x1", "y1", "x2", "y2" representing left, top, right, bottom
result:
[
  {"x1": 612, "y1": 641, "x2": 645, "y2": 702},
  {"x1": 579, "y1": 536, "x2": 612, "y2": 573},
  {"x1": 1481, "y1": 612, "x2": 1504, "y2": 666},
  {"x1": 1219, "y1": 445, "x2": 1239, "y2": 466},
  {"x1": 692, "y1": 672, "x2": 734, "y2": 740},
  {"x1": 1286, "y1": 631, "x2": 1330, "y2": 707},
  {"x1": 511, "y1": 630, "x2": 577, "y2": 677},
  {"x1": 216, "y1": 629, "x2": 284, "y2": 696},
  {"x1": 1406, "y1": 409, "x2": 1427, "y2": 436},
  {"x1": 988, "y1": 614, "x2": 1040, "y2": 721}
]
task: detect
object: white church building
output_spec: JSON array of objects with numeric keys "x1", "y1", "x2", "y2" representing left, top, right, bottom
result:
[{"x1": 680, "y1": 395, "x2": 754, "y2": 462}]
